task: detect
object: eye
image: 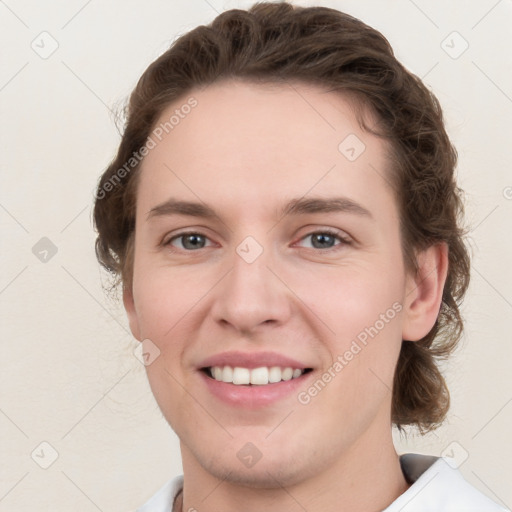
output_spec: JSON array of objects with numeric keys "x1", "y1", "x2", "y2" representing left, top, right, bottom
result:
[
  {"x1": 163, "y1": 229, "x2": 349, "y2": 252},
  {"x1": 296, "y1": 230, "x2": 350, "y2": 250},
  {"x1": 165, "y1": 232, "x2": 213, "y2": 251}
]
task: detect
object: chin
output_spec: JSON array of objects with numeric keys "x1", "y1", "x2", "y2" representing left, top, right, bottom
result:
[{"x1": 192, "y1": 443, "x2": 318, "y2": 489}]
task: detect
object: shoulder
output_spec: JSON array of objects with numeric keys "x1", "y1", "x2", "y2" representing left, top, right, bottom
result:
[
  {"x1": 385, "y1": 453, "x2": 509, "y2": 512},
  {"x1": 136, "y1": 475, "x2": 184, "y2": 512}
]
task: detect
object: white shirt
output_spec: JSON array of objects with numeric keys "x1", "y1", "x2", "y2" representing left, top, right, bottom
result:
[{"x1": 136, "y1": 454, "x2": 508, "y2": 511}]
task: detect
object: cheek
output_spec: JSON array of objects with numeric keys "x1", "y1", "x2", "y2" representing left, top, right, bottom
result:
[
  {"x1": 288, "y1": 262, "x2": 404, "y2": 342},
  {"x1": 289, "y1": 263, "x2": 404, "y2": 395},
  {"x1": 132, "y1": 263, "x2": 206, "y2": 339}
]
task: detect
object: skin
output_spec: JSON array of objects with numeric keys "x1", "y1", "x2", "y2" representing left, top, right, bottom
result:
[{"x1": 124, "y1": 79, "x2": 448, "y2": 512}]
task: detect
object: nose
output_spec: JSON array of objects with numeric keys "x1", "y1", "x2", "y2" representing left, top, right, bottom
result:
[{"x1": 210, "y1": 243, "x2": 292, "y2": 335}]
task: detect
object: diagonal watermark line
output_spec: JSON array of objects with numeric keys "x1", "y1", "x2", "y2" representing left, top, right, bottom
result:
[
  {"x1": 473, "y1": 266, "x2": 512, "y2": 309},
  {"x1": 369, "y1": 367, "x2": 392, "y2": 391},
  {"x1": 421, "y1": 61, "x2": 439, "y2": 80},
  {"x1": 398, "y1": 471, "x2": 439, "y2": 510},
  {"x1": 61, "y1": 265, "x2": 131, "y2": 334},
  {"x1": 0, "y1": 408, "x2": 28, "y2": 438},
  {"x1": 471, "y1": 204, "x2": 499, "y2": 233},
  {"x1": 164, "y1": 267, "x2": 233, "y2": 336},
  {"x1": 400, "y1": 241, "x2": 460, "y2": 312},
  {"x1": 407, "y1": 0, "x2": 439, "y2": 28},
  {"x1": 61, "y1": 471, "x2": 104, "y2": 511},
  {"x1": 61, "y1": 61, "x2": 114, "y2": 114},
  {"x1": 61, "y1": 0, "x2": 93, "y2": 29},
  {"x1": 0, "y1": 266, "x2": 28, "y2": 296},
  {"x1": 286, "y1": 81, "x2": 337, "y2": 131},
  {"x1": 61, "y1": 369, "x2": 131, "y2": 439},
  {"x1": 368, "y1": 162, "x2": 394, "y2": 190},
  {"x1": 405, "y1": 264, "x2": 439, "y2": 300},
  {"x1": 0, "y1": 61, "x2": 29, "y2": 92},
  {"x1": 472, "y1": 0, "x2": 503, "y2": 30},
  {"x1": 0, "y1": 472, "x2": 29, "y2": 503},
  {"x1": 472, "y1": 396, "x2": 512, "y2": 439},
  {"x1": 471, "y1": 470, "x2": 510, "y2": 509},
  {"x1": 61, "y1": 205, "x2": 88, "y2": 233},
  {"x1": 265, "y1": 471, "x2": 308, "y2": 511},
  {"x1": 164, "y1": 367, "x2": 233, "y2": 438},
  {"x1": 200, "y1": 471, "x2": 232, "y2": 503},
  {"x1": 0, "y1": 0, "x2": 29, "y2": 28},
  {"x1": 266, "y1": 410, "x2": 294, "y2": 438},
  {"x1": 201, "y1": 0, "x2": 220, "y2": 15},
  {"x1": 265, "y1": 266, "x2": 336, "y2": 335},
  {"x1": 267, "y1": 163, "x2": 337, "y2": 234},
  {"x1": 163, "y1": 163, "x2": 233, "y2": 233},
  {"x1": 472, "y1": 61, "x2": 512, "y2": 104},
  {"x1": 0, "y1": 202, "x2": 29, "y2": 232}
]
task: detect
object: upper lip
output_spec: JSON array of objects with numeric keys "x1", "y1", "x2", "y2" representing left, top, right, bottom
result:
[{"x1": 198, "y1": 351, "x2": 313, "y2": 370}]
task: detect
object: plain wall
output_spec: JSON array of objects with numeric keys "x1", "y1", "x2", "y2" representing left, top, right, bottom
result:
[{"x1": 1, "y1": 0, "x2": 511, "y2": 510}]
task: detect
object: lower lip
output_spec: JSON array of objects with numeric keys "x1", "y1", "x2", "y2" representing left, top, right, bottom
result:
[{"x1": 199, "y1": 371, "x2": 313, "y2": 408}]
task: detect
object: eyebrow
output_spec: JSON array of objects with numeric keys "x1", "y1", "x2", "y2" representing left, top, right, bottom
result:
[{"x1": 147, "y1": 196, "x2": 374, "y2": 221}]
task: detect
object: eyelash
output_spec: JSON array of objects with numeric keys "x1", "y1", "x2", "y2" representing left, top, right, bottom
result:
[{"x1": 162, "y1": 229, "x2": 351, "y2": 253}]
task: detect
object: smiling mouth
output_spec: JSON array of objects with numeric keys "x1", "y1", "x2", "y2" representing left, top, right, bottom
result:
[{"x1": 201, "y1": 366, "x2": 313, "y2": 386}]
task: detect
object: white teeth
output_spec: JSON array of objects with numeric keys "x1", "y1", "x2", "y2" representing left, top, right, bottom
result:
[
  {"x1": 221, "y1": 366, "x2": 233, "y2": 383},
  {"x1": 208, "y1": 365, "x2": 306, "y2": 385},
  {"x1": 250, "y1": 367, "x2": 269, "y2": 385},
  {"x1": 213, "y1": 367, "x2": 223, "y2": 380},
  {"x1": 281, "y1": 367, "x2": 293, "y2": 381},
  {"x1": 232, "y1": 367, "x2": 250, "y2": 385},
  {"x1": 268, "y1": 366, "x2": 282, "y2": 383}
]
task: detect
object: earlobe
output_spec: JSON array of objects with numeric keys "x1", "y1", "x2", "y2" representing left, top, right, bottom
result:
[
  {"x1": 402, "y1": 243, "x2": 449, "y2": 342},
  {"x1": 123, "y1": 285, "x2": 141, "y2": 341}
]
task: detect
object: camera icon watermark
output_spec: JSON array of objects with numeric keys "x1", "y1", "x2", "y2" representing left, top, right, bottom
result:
[
  {"x1": 503, "y1": 186, "x2": 512, "y2": 200},
  {"x1": 236, "y1": 236, "x2": 263, "y2": 264},
  {"x1": 31, "y1": 441, "x2": 59, "y2": 469},
  {"x1": 338, "y1": 133, "x2": 366, "y2": 162},
  {"x1": 32, "y1": 237, "x2": 58, "y2": 263},
  {"x1": 236, "y1": 442, "x2": 263, "y2": 468},
  {"x1": 441, "y1": 440, "x2": 469, "y2": 469},
  {"x1": 441, "y1": 31, "x2": 469, "y2": 60},
  {"x1": 31, "y1": 31, "x2": 59, "y2": 60},
  {"x1": 133, "y1": 338, "x2": 161, "y2": 366}
]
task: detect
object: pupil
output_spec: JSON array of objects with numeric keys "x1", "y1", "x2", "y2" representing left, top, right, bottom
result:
[
  {"x1": 312, "y1": 233, "x2": 334, "y2": 249},
  {"x1": 183, "y1": 234, "x2": 204, "y2": 249}
]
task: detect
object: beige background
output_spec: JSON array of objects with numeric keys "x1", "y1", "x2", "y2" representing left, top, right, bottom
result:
[{"x1": 1, "y1": 0, "x2": 511, "y2": 510}]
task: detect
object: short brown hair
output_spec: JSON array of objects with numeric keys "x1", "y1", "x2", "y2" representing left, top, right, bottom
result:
[{"x1": 93, "y1": 2, "x2": 470, "y2": 432}]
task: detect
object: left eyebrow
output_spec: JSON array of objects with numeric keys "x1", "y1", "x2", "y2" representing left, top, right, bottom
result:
[{"x1": 280, "y1": 196, "x2": 374, "y2": 221}]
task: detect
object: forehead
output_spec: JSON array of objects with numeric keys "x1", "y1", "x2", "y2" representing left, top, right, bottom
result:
[{"x1": 137, "y1": 79, "x2": 395, "y2": 221}]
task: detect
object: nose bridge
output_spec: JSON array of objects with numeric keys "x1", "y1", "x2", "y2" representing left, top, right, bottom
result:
[
  {"x1": 211, "y1": 235, "x2": 291, "y2": 331},
  {"x1": 232, "y1": 240, "x2": 269, "y2": 290}
]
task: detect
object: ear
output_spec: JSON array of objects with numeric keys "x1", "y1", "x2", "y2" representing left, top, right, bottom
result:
[
  {"x1": 402, "y1": 242, "x2": 449, "y2": 342},
  {"x1": 123, "y1": 285, "x2": 142, "y2": 341}
]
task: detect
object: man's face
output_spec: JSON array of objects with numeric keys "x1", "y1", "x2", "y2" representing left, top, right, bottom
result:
[{"x1": 125, "y1": 80, "x2": 413, "y2": 487}]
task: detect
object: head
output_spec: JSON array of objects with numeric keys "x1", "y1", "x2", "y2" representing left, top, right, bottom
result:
[{"x1": 94, "y1": 1, "x2": 470, "y2": 487}]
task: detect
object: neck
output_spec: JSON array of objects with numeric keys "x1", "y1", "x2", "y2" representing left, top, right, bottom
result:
[{"x1": 178, "y1": 425, "x2": 409, "y2": 512}]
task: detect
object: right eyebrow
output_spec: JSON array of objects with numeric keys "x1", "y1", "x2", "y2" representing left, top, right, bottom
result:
[{"x1": 146, "y1": 199, "x2": 217, "y2": 221}]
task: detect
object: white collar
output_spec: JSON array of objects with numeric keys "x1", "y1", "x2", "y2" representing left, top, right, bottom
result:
[{"x1": 383, "y1": 454, "x2": 507, "y2": 511}]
